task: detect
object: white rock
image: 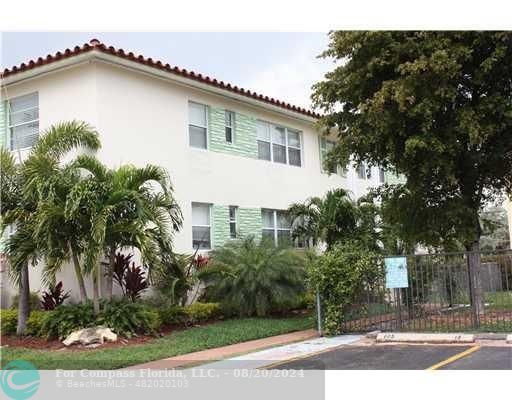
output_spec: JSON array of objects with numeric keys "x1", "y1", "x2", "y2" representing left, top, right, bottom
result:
[
  {"x1": 63, "y1": 326, "x2": 118, "y2": 346},
  {"x1": 506, "y1": 334, "x2": 512, "y2": 344}
]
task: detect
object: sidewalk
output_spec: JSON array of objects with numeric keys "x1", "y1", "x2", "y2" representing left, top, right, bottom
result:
[{"x1": 126, "y1": 329, "x2": 319, "y2": 369}]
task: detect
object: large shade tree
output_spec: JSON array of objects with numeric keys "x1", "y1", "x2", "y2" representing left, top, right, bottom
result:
[{"x1": 313, "y1": 31, "x2": 512, "y2": 315}]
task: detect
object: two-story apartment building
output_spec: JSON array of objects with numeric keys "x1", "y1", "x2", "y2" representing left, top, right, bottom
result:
[{"x1": 0, "y1": 39, "x2": 389, "y2": 304}]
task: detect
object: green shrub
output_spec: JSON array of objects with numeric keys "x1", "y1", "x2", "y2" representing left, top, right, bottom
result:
[
  {"x1": 97, "y1": 300, "x2": 161, "y2": 338},
  {"x1": 184, "y1": 302, "x2": 221, "y2": 324},
  {"x1": 1, "y1": 309, "x2": 18, "y2": 335},
  {"x1": 10, "y1": 292, "x2": 42, "y2": 310},
  {"x1": 1, "y1": 309, "x2": 49, "y2": 336},
  {"x1": 307, "y1": 242, "x2": 383, "y2": 335},
  {"x1": 199, "y1": 237, "x2": 306, "y2": 317},
  {"x1": 26, "y1": 311, "x2": 47, "y2": 336},
  {"x1": 40, "y1": 303, "x2": 95, "y2": 339},
  {"x1": 158, "y1": 305, "x2": 187, "y2": 326}
]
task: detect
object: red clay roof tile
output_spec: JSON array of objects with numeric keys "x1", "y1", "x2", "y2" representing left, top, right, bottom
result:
[{"x1": 1, "y1": 39, "x2": 320, "y2": 119}]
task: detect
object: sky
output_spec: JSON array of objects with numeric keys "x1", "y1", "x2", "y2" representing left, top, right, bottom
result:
[{"x1": 1, "y1": 32, "x2": 333, "y2": 110}]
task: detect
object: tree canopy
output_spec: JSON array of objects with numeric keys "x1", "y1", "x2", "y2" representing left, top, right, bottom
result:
[{"x1": 313, "y1": 32, "x2": 512, "y2": 250}]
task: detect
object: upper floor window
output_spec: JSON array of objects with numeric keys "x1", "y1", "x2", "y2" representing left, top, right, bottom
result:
[
  {"x1": 261, "y1": 209, "x2": 292, "y2": 246},
  {"x1": 257, "y1": 121, "x2": 302, "y2": 167},
  {"x1": 319, "y1": 137, "x2": 347, "y2": 176},
  {"x1": 229, "y1": 205, "x2": 238, "y2": 239},
  {"x1": 8, "y1": 93, "x2": 39, "y2": 150},
  {"x1": 379, "y1": 168, "x2": 385, "y2": 183},
  {"x1": 357, "y1": 162, "x2": 372, "y2": 180},
  {"x1": 189, "y1": 102, "x2": 208, "y2": 149},
  {"x1": 192, "y1": 202, "x2": 211, "y2": 249},
  {"x1": 225, "y1": 110, "x2": 235, "y2": 143}
]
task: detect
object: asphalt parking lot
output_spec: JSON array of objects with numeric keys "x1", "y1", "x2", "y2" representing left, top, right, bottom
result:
[{"x1": 271, "y1": 344, "x2": 512, "y2": 370}]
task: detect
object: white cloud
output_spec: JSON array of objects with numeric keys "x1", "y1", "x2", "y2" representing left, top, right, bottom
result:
[{"x1": 241, "y1": 38, "x2": 332, "y2": 111}]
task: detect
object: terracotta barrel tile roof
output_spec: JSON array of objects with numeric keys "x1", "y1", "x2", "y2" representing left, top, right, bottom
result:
[{"x1": 1, "y1": 39, "x2": 320, "y2": 119}]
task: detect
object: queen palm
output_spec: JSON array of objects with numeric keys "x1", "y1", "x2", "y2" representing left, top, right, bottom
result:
[
  {"x1": 66, "y1": 156, "x2": 183, "y2": 314},
  {"x1": 0, "y1": 121, "x2": 100, "y2": 333}
]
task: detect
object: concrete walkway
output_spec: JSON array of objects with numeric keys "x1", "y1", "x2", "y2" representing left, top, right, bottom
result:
[
  {"x1": 194, "y1": 334, "x2": 363, "y2": 370},
  {"x1": 126, "y1": 329, "x2": 319, "y2": 370}
]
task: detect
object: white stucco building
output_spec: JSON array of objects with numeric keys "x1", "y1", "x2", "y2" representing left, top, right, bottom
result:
[{"x1": 0, "y1": 39, "x2": 391, "y2": 305}]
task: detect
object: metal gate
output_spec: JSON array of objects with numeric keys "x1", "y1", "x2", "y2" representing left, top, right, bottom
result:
[{"x1": 340, "y1": 250, "x2": 512, "y2": 333}]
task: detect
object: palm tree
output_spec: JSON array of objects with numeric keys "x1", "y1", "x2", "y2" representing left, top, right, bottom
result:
[
  {"x1": 66, "y1": 156, "x2": 183, "y2": 314},
  {"x1": 287, "y1": 188, "x2": 358, "y2": 250},
  {"x1": 199, "y1": 236, "x2": 306, "y2": 317},
  {"x1": 0, "y1": 121, "x2": 100, "y2": 333}
]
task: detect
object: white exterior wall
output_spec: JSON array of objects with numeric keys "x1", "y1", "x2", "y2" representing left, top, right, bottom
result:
[{"x1": 1, "y1": 60, "x2": 382, "y2": 305}]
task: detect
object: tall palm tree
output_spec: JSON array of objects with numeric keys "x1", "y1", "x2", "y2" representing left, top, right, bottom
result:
[
  {"x1": 287, "y1": 188, "x2": 358, "y2": 250},
  {"x1": 1, "y1": 121, "x2": 100, "y2": 333},
  {"x1": 66, "y1": 156, "x2": 183, "y2": 314}
]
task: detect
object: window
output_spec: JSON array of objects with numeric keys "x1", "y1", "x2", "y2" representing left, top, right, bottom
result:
[
  {"x1": 192, "y1": 203, "x2": 211, "y2": 249},
  {"x1": 357, "y1": 162, "x2": 372, "y2": 180},
  {"x1": 229, "y1": 206, "x2": 238, "y2": 239},
  {"x1": 225, "y1": 110, "x2": 235, "y2": 143},
  {"x1": 257, "y1": 120, "x2": 302, "y2": 166},
  {"x1": 8, "y1": 93, "x2": 39, "y2": 150},
  {"x1": 261, "y1": 209, "x2": 291, "y2": 246},
  {"x1": 189, "y1": 102, "x2": 208, "y2": 149},
  {"x1": 379, "y1": 168, "x2": 385, "y2": 183},
  {"x1": 320, "y1": 137, "x2": 347, "y2": 176}
]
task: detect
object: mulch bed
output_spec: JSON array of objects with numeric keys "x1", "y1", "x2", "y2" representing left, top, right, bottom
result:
[{"x1": 0, "y1": 324, "x2": 180, "y2": 351}]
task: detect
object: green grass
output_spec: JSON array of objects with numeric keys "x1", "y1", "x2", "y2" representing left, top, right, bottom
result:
[{"x1": 1, "y1": 315, "x2": 314, "y2": 370}]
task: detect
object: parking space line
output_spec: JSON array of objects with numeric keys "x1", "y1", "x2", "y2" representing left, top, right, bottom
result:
[
  {"x1": 260, "y1": 343, "x2": 349, "y2": 370},
  {"x1": 426, "y1": 345, "x2": 480, "y2": 370}
]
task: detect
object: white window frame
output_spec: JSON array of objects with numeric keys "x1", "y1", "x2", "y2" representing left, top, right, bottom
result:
[
  {"x1": 229, "y1": 205, "x2": 238, "y2": 239},
  {"x1": 191, "y1": 202, "x2": 212, "y2": 250},
  {"x1": 225, "y1": 110, "x2": 235, "y2": 144},
  {"x1": 320, "y1": 137, "x2": 347, "y2": 176},
  {"x1": 188, "y1": 101, "x2": 209, "y2": 150},
  {"x1": 261, "y1": 209, "x2": 292, "y2": 246},
  {"x1": 357, "y1": 162, "x2": 372, "y2": 180},
  {"x1": 7, "y1": 93, "x2": 39, "y2": 151},
  {"x1": 257, "y1": 120, "x2": 303, "y2": 167}
]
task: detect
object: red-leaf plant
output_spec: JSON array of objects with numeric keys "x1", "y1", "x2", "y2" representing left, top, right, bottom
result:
[
  {"x1": 112, "y1": 252, "x2": 149, "y2": 301},
  {"x1": 41, "y1": 281, "x2": 71, "y2": 310}
]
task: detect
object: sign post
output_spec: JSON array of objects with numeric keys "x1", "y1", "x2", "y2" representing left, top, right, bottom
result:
[{"x1": 385, "y1": 256, "x2": 409, "y2": 330}]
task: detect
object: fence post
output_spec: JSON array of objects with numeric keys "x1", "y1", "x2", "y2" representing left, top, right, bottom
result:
[
  {"x1": 316, "y1": 289, "x2": 323, "y2": 337},
  {"x1": 394, "y1": 288, "x2": 403, "y2": 330}
]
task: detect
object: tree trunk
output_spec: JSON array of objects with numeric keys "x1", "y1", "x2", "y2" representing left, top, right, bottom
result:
[
  {"x1": 92, "y1": 265, "x2": 100, "y2": 316},
  {"x1": 16, "y1": 262, "x2": 30, "y2": 335},
  {"x1": 105, "y1": 247, "x2": 115, "y2": 301},
  {"x1": 69, "y1": 242, "x2": 87, "y2": 303},
  {"x1": 467, "y1": 239, "x2": 485, "y2": 318}
]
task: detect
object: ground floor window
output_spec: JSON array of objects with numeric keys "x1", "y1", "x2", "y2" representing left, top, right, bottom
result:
[
  {"x1": 229, "y1": 205, "x2": 238, "y2": 239},
  {"x1": 192, "y1": 202, "x2": 211, "y2": 249},
  {"x1": 261, "y1": 209, "x2": 292, "y2": 246}
]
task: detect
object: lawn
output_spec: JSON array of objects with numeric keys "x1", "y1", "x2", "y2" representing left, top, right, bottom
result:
[{"x1": 1, "y1": 315, "x2": 314, "y2": 370}]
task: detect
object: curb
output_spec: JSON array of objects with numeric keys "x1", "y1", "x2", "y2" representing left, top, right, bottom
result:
[{"x1": 376, "y1": 332, "x2": 475, "y2": 344}]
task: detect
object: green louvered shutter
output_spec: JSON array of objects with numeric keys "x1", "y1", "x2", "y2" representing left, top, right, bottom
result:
[{"x1": 0, "y1": 100, "x2": 6, "y2": 149}]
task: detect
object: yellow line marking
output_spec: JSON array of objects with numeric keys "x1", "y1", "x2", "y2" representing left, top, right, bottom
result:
[{"x1": 427, "y1": 345, "x2": 480, "y2": 370}]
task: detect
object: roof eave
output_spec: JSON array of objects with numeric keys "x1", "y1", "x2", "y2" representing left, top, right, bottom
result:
[{"x1": 1, "y1": 49, "x2": 318, "y2": 124}]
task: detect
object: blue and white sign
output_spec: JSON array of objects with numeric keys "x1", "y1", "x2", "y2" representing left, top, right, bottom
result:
[{"x1": 385, "y1": 256, "x2": 408, "y2": 288}]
